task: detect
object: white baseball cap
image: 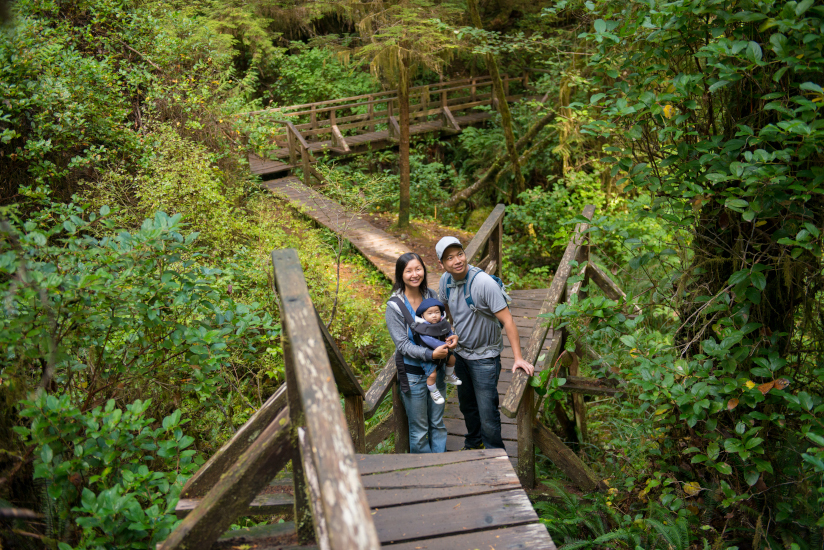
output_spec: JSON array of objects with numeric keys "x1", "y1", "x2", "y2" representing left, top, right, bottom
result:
[{"x1": 436, "y1": 236, "x2": 463, "y2": 260}]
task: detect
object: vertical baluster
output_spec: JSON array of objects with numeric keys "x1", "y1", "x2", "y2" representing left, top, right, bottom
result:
[
  {"x1": 516, "y1": 385, "x2": 535, "y2": 489},
  {"x1": 393, "y1": 377, "x2": 409, "y2": 453},
  {"x1": 471, "y1": 77, "x2": 476, "y2": 102},
  {"x1": 311, "y1": 105, "x2": 317, "y2": 130},
  {"x1": 367, "y1": 95, "x2": 374, "y2": 132},
  {"x1": 287, "y1": 128, "x2": 297, "y2": 166},
  {"x1": 283, "y1": 337, "x2": 314, "y2": 543}
]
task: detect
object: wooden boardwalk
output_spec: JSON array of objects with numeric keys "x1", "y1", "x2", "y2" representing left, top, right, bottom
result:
[
  {"x1": 266, "y1": 176, "x2": 442, "y2": 288},
  {"x1": 189, "y1": 449, "x2": 554, "y2": 549},
  {"x1": 250, "y1": 111, "x2": 493, "y2": 177}
]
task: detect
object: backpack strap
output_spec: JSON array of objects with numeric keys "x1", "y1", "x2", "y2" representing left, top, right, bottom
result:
[
  {"x1": 463, "y1": 268, "x2": 507, "y2": 328},
  {"x1": 390, "y1": 296, "x2": 424, "y2": 346}
]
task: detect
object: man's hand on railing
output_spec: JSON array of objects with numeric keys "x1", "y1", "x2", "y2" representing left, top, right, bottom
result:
[{"x1": 511, "y1": 358, "x2": 535, "y2": 376}]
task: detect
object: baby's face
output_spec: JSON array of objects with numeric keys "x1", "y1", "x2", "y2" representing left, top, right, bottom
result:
[{"x1": 422, "y1": 306, "x2": 443, "y2": 324}]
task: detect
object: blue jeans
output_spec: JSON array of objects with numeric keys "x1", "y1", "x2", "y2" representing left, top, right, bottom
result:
[
  {"x1": 400, "y1": 369, "x2": 447, "y2": 453},
  {"x1": 454, "y1": 354, "x2": 504, "y2": 449}
]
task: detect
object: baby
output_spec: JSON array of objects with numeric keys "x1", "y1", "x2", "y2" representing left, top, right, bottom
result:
[{"x1": 414, "y1": 298, "x2": 462, "y2": 404}]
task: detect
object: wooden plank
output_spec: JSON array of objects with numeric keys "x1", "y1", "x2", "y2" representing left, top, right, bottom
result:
[
  {"x1": 180, "y1": 384, "x2": 287, "y2": 499},
  {"x1": 158, "y1": 408, "x2": 293, "y2": 550},
  {"x1": 362, "y1": 456, "x2": 517, "y2": 490},
  {"x1": 271, "y1": 249, "x2": 380, "y2": 549},
  {"x1": 393, "y1": 381, "x2": 410, "y2": 454},
  {"x1": 365, "y1": 411, "x2": 395, "y2": 452},
  {"x1": 298, "y1": 428, "x2": 330, "y2": 550},
  {"x1": 558, "y1": 375, "x2": 621, "y2": 396},
  {"x1": 356, "y1": 447, "x2": 506, "y2": 475},
  {"x1": 386, "y1": 524, "x2": 556, "y2": 550},
  {"x1": 501, "y1": 205, "x2": 595, "y2": 419},
  {"x1": 370, "y1": 490, "x2": 537, "y2": 544},
  {"x1": 175, "y1": 491, "x2": 292, "y2": 519},
  {"x1": 363, "y1": 359, "x2": 396, "y2": 419},
  {"x1": 517, "y1": 383, "x2": 535, "y2": 488},
  {"x1": 345, "y1": 395, "x2": 366, "y2": 453},
  {"x1": 389, "y1": 115, "x2": 400, "y2": 139},
  {"x1": 330, "y1": 124, "x2": 351, "y2": 152},
  {"x1": 464, "y1": 204, "x2": 506, "y2": 263},
  {"x1": 442, "y1": 106, "x2": 461, "y2": 132},
  {"x1": 533, "y1": 421, "x2": 603, "y2": 493},
  {"x1": 314, "y1": 308, "x2": 364, "y2": 398}
]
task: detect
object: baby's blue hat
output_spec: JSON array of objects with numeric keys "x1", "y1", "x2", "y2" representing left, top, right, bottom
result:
[{"x1": 416, "y1": 297, "x2": 445, "y2": 317}]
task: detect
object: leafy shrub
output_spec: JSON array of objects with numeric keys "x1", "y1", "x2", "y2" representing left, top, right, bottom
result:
[{"x1": 15, "y1": 396, "x2": 197, "y2": 549}]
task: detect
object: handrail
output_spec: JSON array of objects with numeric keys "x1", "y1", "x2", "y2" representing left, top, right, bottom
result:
[
  {"x1": 500, "y1": 205, "x2": 595, "y2": 419},
  {"x1": 464, "y1": 204, "x2": 506, "y2": 265},
  {"x1": 271, "y1": 248, "x2": 380, "y2": 549}
]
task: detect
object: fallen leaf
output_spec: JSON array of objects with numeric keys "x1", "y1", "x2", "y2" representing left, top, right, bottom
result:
[
  {"x1": 745, "y1": 380, "x2": 756, "y2": 389},
  {"x1": 774, "y1": 378, "x2": 790, "y2": 390},
  {"x1": 727, "y1": 398, "x2": 739, "y2": 410},
  {"x1": 758, "y1": 381, "x2": 775, "y2": 395},
  {"x1": 684, "y1": 481, "x2": 702, "y2": 497},
  {"x1": 453, "y1": 502, "x2": 461, "y2": 509}
]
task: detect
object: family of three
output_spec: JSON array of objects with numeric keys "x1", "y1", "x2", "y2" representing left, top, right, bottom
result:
[{"x1": 384, "y1": 237, "x2": 535, "y2": 453}]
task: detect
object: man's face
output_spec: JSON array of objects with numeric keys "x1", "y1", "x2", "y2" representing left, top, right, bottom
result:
[
  {"x1": 439, "y1": 245, "x2": 467, "y2": 277},
  {"x1": 422, "y1": 306, "x2": 443, "y2": 324}
]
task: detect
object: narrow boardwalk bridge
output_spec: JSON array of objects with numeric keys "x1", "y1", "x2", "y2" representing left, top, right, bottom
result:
[
  {"x1": 159, "y1": 80, "x2": 631, "y2": 549},
  {"x1": 244, "y1": 73, "x2": 532, "y2": 179}
]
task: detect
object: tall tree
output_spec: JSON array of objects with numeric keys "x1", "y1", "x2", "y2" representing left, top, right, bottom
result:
[
  {"x1": 466, "y1": 0, "x2": 525, "y2": 201},
  {"x1": 346, "y1": 0, "x2": 459, "y2": 228}
]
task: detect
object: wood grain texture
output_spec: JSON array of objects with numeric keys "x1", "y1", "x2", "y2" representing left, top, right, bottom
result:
[
  {"x1": 363, "y1": 360, "x2": 396, "y2": 420},
  {"x1": 386, "y1": 524, "x2": 556, "y2": 550},
  {"x1": 393, "y1": 382, "x2": 410, "y2": 454},
  {"x1": 271, "y1": 249, "x2": 380, "y2": 549},
  {"x1": 464, "y1": 204, "x2": 506, "y2": 263},
  {"x1": 158, "y1": 408, "x2": 293, "y2": 550},
  {"x1": 345, "y1": 396, "x2": 366, "y2": 454},
  {"x1": 179, "y1": 384, "x2": 287, "y2": 499},
  {"x1": 364, "y1": 411, "x2": 395, "y2": 452},
  {"x1": 371, "y1": 490, "x2": 537, "y2": 544},
  {"x1": 501, "y1": 205, "x2": 595, "y2": 419},
  {"x1": 298, "y1": 428, "x2": 330, "y2": 550}
]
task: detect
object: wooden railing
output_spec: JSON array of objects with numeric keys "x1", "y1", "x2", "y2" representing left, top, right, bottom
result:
[
  {"x1": 241, "y1": 72, "x2": 533, "y2": 181},
  {"x1": 160, "y1": 249, "x2": 379, "y2": 549}
]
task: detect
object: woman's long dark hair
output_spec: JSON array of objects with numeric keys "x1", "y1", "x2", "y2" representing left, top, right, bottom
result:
[{"x1": 392, "y1": 252, "x2": 429, "y2": 295}]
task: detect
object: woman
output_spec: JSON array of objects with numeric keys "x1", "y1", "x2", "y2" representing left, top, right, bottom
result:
[{"x1": 385, "y1": 253, "x2": 455, "y2": 453}]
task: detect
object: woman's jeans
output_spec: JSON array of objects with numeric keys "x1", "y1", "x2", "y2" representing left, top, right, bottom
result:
[
  {"x1": 400, "y1": 369, "x2": 447, "y2": 453},
  {"x1": 453, "y1": 354, "x2": 504, "y2": 449}
]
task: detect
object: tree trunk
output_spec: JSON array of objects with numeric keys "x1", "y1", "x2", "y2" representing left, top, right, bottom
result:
[
  {"x1": 467, "y1": 0, "x2": 525, "y2": 202},
  {"x1": 398, "y1": 52, "x2": 411, "y2": 229}
]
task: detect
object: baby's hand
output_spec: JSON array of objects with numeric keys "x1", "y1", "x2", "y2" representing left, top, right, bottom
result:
[{"x1": 445, "y1": 335, "x2": 458, "y2": 349}]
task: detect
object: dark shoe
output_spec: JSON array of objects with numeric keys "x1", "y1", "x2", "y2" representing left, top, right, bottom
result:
[{"x1": 460, "y1": 443, "x2": 485, "y2": 451}]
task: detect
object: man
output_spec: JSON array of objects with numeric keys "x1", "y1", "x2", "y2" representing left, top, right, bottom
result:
[{"x1": 436, "y1": 236, "x2": 534, "y2": 450}]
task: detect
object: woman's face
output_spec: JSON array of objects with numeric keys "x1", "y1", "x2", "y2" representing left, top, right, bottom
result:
[{"x1": 402, "y1": 258, "x2": 425, "y2": 290}]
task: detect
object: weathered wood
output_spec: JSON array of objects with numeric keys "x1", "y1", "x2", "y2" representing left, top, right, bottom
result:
[
  {"x1": 357, "y1": 447, "x2": 506, "y2": 475},
  {"x1": 314, "y1": 308, "x2": 364, "y2": 398},
  {"x1": 501, "y1": 205, "x2": 595, "y2": 419},
  {"x1": 371, "y1": 490, "x2": 537, "y2": 544},
  {"x1": 586, "y1": 263, "x2": 642, "y2": 316},
  {"x1": 364, "y1": 411, "x2": 395, "y2": 452},
  {"x1": 464, "y1": 203, "x2": 506, "y2": 263},
  {"x1": 363, "y1": 456, "x2": 517, "y2": 490},
  {"x1": 533, "y1": 421, "x2": 603, "y2": 493},
  {"x1": 367, "y1": 95, "x2": 374, "y2": 132},
  {"x1": 491, "y1": 218, "x2": 503, "y2": 279},
  {"x1": 298, "y1": 428, "x2": 330, "y2": 550},
  {"x1": 287, "y1": 129, "x2": 297, "y2": 166},
  {"x1": 180, "y1": 384, "x2": 287, "y2": 499},
  {"x1": 345, "y1": 395, "x2": 366, "y2": 453},
  {"x1": 175, "y1": 491, "x2": 292, "y2": 519},
  {"x1": 516, "y1": 384, "x2": 535, "y2": 489},
  {"x1": 330, "y1": 124, "x2": 350, "y2": 152},
  {"x1": 387, "y1": 524, "x2": 556, "y2": 550},
  {"x1": 567, "y1": 351, "x2": 587, "y2": 442},
  {"x1": 284, "y1": 333, "x2": 314, "y2": 543},
  {"x1": 393, "y1": 381, "x2": 410, "y2": 454},
  {"x1": 484, "y1": 259, "x2": 497, "y2": 275},
  {"x1": 271, "y1": 249, "x2": 380, "y2": 549},
  {"x1": 442, "y1": 106, "x2": 461, "y2": 132},
  {"x1": 158, "y1": 408, "x2": 293, "y2": 550},
  {"x1": 311, "y1": 105, "x2": 318, "y2": 129},
  {"x1": 388, "y1": 115, "x2": 401, "y2": 139},
  {"x1": 558, "y1": 376, "x2": 621, "y2": 396},
  {"x1": 363, "y1": 359, "x2": 396, "y2": 419}
]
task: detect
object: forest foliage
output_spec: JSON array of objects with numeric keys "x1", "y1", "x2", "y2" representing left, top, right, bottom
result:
[{"x1": 1, "y1": 0, "x2": 823, "y2": 549}]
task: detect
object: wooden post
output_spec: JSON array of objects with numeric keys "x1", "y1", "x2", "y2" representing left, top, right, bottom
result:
[
  {"x1": 301, "y1": 145, "x2": 311, "y2": 186},
  {"x1": 393, "y1": 380, "x2": 409, "y2": 453},
  {"x1": 516, "y1": 385, "x2": 535, "y2": 489},
  {"x1": 504, "y1": 76, "x2": 510, "y2": 98},
  {"x1": 423, "y1": 85, "x2": 429, "y2": 114},
  {"x1": 311, "y1": 105, "x2": 317, "y2": 130},
  {"x1": 471, "y1": 77, "x2": 476, "y2": 101},
  {"x1": 388, "y1": 98, "x2": 394, "y2": 120},
  {"x1": 330, "y1": 106, "x2": 336, "y2": 126},
  {"x1": 283, "y1": 337, "x2": 314, "y2": 543},
  {"x1": 367, "y1": 95, "x2": 374, "y2": 132},
  {"x1": 440, "y1": 87, "x2": 447, "y2": 109},
  {"x1": 567, "y1": 341, "x2": 588, "y2": 443},
  {"x1": 287, "y1": 128, "x2": 297, "y2": 166},
  {"x1": 344, "y1": 395, "x2": 366, "y2": 453},
  {"x1": 490, "y1": 218, "x2": 503, "y2": 279}
]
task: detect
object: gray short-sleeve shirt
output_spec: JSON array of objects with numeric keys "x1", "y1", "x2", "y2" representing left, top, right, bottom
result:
[{"x1": 438, "y1": 268, "x2": 507, "y2": 360}]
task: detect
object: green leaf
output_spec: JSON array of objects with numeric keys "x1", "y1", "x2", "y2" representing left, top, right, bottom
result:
[
  {"x1": 716, "y1": 462, "x2": 733, "y2": 475},
  {"x1": 795, "y1": 0, "x2": 814, "y2": 16},
  {"x1": 746, "y1": 41, "x2": 763, "y2": 63},
  {"x1": 708, "y1": 80, "x2": 729, "y2": 93},
  {"x1": 41, "y1": 444, "x2": 53, "y2": 465},
  {"x1": 751, "y1": 271, "x2": 766, "y2": 291},
  {"x1": 744, "y1": 470, "x2": 760, "y2": 486},
  {"x1": 725, "y1": 198, "x2": 748, "y2": 209},
  {"x1": 805, "y1": 432, "x2": 824, "y2": 447},
  {"x1": 800, "y1": 82, "x2": 823, "y2": 94},
  {"x1": 594, "y1": 19, "x2": 606, "y2": 33}
]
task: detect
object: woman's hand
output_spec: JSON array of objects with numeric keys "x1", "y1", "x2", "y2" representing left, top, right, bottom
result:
[
  {"x1": 444, "y1": 335, "x2": 458, "y2": 349},
  {"x1": 432, "y1": 344, "x2": 449, "y2": 359}
]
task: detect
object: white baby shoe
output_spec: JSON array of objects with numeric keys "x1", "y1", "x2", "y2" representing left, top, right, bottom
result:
[
  {"x1": 445, "y1": 373, "x2": 462, "y2": 385},
  {"x1": 429, "y1": 388, "x2": 445, "y2": 404}
]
